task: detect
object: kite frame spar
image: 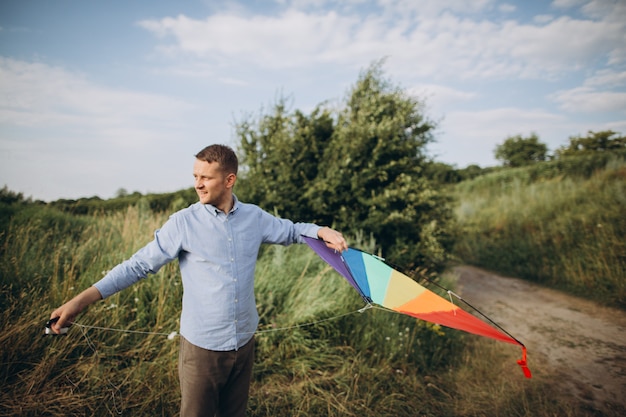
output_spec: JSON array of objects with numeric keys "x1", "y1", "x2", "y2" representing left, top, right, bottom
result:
[{"x1": 303, "y1": 236, "x2": 531, "y2": 378}]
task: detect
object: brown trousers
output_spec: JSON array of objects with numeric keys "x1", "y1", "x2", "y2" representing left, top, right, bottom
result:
[{"x1": 178, "y1": 336, "x2": 255, "y2": 417}]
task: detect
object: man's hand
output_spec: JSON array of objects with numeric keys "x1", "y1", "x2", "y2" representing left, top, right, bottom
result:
[
  {"x1": 317, "y1": 227, "x2": 348, "y2": 252},
  {"x1": 49, "y1": 286, "x2": 103, "y2": 334}
]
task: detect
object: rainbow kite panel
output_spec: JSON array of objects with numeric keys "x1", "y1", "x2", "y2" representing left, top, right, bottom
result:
[{"x1": 304, "y1": 236, "x2": 531, "y2": 378}]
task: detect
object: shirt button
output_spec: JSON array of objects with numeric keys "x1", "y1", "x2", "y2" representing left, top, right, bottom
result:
[{"x1": 235, "y1": 299, "x2": 238, "y2": 303}]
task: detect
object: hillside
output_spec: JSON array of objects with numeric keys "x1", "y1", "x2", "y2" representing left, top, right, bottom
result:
[{"x1": 452, "y1": 151, "x2": 626, "y2": 309}]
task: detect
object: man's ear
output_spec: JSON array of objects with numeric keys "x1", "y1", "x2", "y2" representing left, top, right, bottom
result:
[{"x1": 226, "y1": 173, "x2": 237, "y2": 189}]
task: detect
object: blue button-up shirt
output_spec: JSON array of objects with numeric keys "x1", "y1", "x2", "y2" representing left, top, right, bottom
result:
[{"x1": 93, "y1": 196, "x2": 321, "y2": 351}]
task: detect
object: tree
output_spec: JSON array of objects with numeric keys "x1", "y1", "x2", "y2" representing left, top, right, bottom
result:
[
  {"x1": 555, "y1": 130, "x2": 626, "y2": 158},
  {"x1": 494, "y1": 133, "x2": 548, "y2": 167},
  {"x1": 235, "y1": 98, "x2": 334, "y2": 221},
  {"x1": 0, "y1": 186, "x2": 28, "y2": 205},
  {"x1": 308, "y1": 61, "x2": 453, "y2": 270},
  {"x1": 424, "y1": 161, "x2": 462, "y2": 184},
  {"x1": 235, "y1": 61, "x2": 455, "y2": 271}
]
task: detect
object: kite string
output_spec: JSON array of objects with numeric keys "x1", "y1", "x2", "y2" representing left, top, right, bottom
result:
[
  {"x1": 70, "y1": 306, "x2": 367, "y2": 338},
  {"x1": 253, "y1": 307, "x2": 367, "y2": 334},
  {"x1": 441, "y1": 288, "x2": 526, "y2": 348},
  {"x1": 74, "y1": 323, "x2": 173, "y2": 337}
]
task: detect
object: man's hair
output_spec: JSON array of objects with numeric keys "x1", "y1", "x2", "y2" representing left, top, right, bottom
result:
[{"x1": 195, "y1": 144, "x2": 238, "y2": 175}]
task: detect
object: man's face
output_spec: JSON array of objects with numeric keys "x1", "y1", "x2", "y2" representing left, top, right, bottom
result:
[{"x1": 193, "y1": 159, "x2": 235, "y2": 209}]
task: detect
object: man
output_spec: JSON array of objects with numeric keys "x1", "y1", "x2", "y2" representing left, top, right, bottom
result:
[{"x1": 50, "y1": 144, "x2": 348, "y2": 417}]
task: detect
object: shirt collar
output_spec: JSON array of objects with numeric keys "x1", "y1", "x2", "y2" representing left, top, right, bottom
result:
[{"x1": 204, "y1": 194, "x2": 240, "y2": 217}]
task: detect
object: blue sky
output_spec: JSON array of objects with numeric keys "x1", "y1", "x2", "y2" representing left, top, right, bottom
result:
[{"x1": 1, "y1": 0, "x2": 625, "y2": 202}]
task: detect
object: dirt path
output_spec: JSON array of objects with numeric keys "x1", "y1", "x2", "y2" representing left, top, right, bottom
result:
[{"x1": 454, "y1": 265, "x2": 626, "y2": 414}]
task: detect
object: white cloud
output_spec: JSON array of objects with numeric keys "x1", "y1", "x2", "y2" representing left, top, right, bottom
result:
[
  {"x1": 533, "y1": 14, "x2": 554, "y2": 24},
  {"x1": 499, "y1": 17, "x2": 622, "y2": 76},
  {"x1": 441, "y1": 107, "x2": 566, "y2": 143},
  {"x1": 581, "y1": 0, "x2": 626, "y2": 21},
  {"x1": 550, "y1": 87, "x2": 626, "y2": 113},
  {"x1": 138, "y1": 10, "x2": 363, "y2": 69},
  {"x1": 0, "y1": 57, "x2": 195, "y2": 137},
  {"x1": 407, "y1": 84, "x2": 476, "y2": 114},
  {"x1": 0, "y1": 57, "x2": 201, "y2": 201},
  {"x1": 603, "y1": 119, "x2": 626, "y2": 132},
  {"x1": 499, "y1": 3, "x2": 517, "y2": 13},
  {"x1": 137, "y1": 1, "x2": 626, "y2": 84},
  {"x1": 584, "y1": 69, "x2": 626, "y2": 88},
  {"x1": 429, "y1": 107, "x2": 571, "y2": 166},
  {"x1": 377, "y1": 0, "x2": 496, "y2": 17},
  {"x1": 551, "y1": 0, "x2": 586, "y2": 9}
]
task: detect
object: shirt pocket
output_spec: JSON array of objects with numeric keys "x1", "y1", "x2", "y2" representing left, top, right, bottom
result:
[{"x1": 238, "y1": 232, "x2": 261, "y2": 258}]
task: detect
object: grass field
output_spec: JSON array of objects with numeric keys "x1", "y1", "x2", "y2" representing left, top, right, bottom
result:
[{"x1": 2, "y1": 160, "x2": 621, "y2": 416}]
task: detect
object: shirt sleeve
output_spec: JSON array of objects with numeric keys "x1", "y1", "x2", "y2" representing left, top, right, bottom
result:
[
  {"x1": 93, "y1": 216, "x2": 182, "y2": 299},
  {"x1": 257, "y1": 208, "x2": 321, "y2": 245}
]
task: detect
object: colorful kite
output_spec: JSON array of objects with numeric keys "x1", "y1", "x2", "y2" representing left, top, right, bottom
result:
[{"x1": 304, "y1": 236, "x2": 531, "y2": 378}]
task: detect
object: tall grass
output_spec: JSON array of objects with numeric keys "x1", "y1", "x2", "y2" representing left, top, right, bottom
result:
[
  {"x1": 1, "y1": 205, "x2": 181, "y2": 416},
  {"x1": 1, "y1": 204, "x2": 589, "y2": 416},
  {"x1": 454, "y1": 156, "x2": 626, "y2": 308}
]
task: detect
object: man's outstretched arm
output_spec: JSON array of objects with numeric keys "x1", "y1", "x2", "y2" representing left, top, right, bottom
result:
[{"x1": 49, "y1": 286, "x2": 103, "y2": 334}]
